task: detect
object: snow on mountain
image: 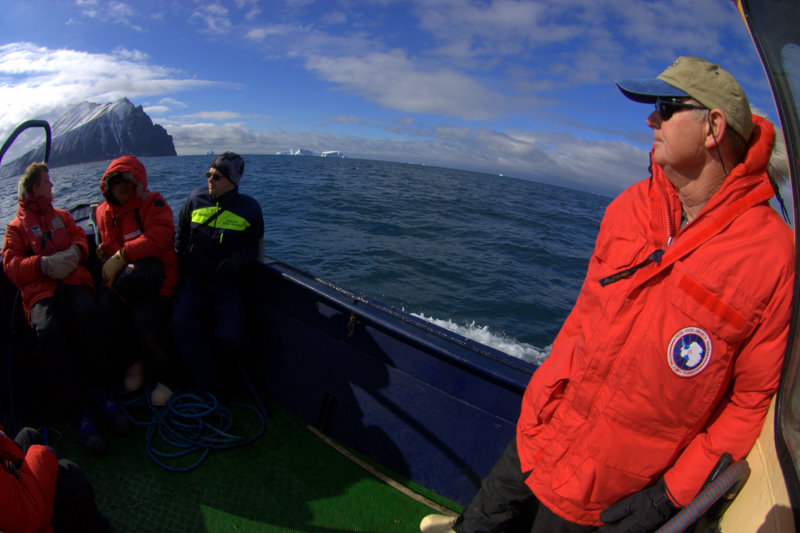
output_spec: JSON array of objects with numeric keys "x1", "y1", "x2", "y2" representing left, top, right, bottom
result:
[{"x1": 0, "y1": 98, "x2": 176, "y2": 177}]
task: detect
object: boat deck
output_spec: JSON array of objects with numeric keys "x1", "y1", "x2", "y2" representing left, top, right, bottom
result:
[{"x1": 43, "y1": 392, "x2": 459, "y2": 532}]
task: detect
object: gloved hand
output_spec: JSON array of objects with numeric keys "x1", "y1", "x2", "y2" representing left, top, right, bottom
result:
[
  {"x1": 598, "y1": 478, "x2": 679, "y2": 533},
  {"x1": 214, "y1": 253, "x2": 249, "y2": 280},
  {"x1": 102, "y1": 250, "x2": 127, "y2": 285},
  {"x1": 96, "y1": 242, "x2": 109, "y2": 262},
  {"x1": 40, "y1": 246, "x2": 80, "y2": 280},
  {"x1": 58, "y1": 244, "x2": 81, "y2": 264}
]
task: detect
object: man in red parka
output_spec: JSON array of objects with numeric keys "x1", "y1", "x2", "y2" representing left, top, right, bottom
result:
[
  {"x1": 2, "y1": 163, "x2": 128, "y2": 455},
  {"x1": 421, "y1": 57, "x2": 794, "y2": 533},
  {"x1": 95, "y1": 155, "x2": 180, "y2": 407}
]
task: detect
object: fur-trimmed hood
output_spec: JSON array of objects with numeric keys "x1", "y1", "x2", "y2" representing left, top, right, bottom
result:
[{"x1": 100, "y1": 155, "x2": 148, "y2": 204}]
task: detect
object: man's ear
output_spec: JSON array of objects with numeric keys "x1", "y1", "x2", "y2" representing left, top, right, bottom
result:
[{"x1": 705, "y1": 109, "x2": 728, "y2": 149}]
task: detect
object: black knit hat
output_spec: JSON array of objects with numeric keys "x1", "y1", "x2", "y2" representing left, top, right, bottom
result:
[{"x1": 210, "y1": 152, "x2": 245, "y2": 186}]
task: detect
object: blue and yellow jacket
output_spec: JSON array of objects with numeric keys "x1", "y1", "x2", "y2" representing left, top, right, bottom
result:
[{"x1": 175, "y1": 185, "x2": 264, "y2": 281}]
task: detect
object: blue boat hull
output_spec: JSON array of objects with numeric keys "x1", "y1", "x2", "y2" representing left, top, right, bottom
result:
[{"x1": 246, "y1": 258, "x2": 534, "y2": 506}]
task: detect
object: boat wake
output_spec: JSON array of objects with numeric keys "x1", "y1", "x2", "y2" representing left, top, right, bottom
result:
[{"x1": 412, "y1": 313, "x2": 550, "y2": 365}]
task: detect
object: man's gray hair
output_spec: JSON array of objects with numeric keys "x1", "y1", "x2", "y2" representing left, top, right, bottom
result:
[{"x1": 768, "y1": 130, "x2": 789, "y2": 186}]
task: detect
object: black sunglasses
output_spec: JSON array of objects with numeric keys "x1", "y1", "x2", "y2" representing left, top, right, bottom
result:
[
  {"x1": 205, "y1": 170, "x2": 226, "y2": 181},
  {"x1": 655, "y1": 97, "x2": 707, "y2": 121}
]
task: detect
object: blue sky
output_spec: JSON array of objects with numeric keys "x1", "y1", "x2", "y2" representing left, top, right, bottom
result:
[{"x1": 0, "y1": 0, "x2": 771, "y2": 195}]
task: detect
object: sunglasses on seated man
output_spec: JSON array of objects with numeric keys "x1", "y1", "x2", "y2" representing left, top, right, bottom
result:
[
  {"x1": 205, "y1": 170, "x2": 227, "y2": 181},
  {"x1": 655, "y1": 97, "x2": 707, "y2": 121}
]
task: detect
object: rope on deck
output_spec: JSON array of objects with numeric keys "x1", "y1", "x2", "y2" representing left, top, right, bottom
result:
[{"x1": 123, "y1": 390, "x2": 266, "y2": 472}]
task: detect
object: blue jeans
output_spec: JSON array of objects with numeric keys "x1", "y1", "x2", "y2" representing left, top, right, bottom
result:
[{"x1": 170, "y1": 274, "x2": 246, "y2": 391}]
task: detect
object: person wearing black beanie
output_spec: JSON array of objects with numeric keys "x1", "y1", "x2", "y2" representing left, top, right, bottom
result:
[{"x1": 171, "y1": 151, "x2": 265, "y2": 392}]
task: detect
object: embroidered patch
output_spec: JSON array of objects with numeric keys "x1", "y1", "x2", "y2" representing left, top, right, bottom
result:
[
  {"x1": 51, "y1": 217, "x2": 65, "y2": 230},
  {"x1": 667, "y1": 327, "x2": 712, "y2": 377}
]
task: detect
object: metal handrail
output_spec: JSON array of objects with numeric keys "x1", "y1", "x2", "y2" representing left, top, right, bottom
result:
[{"x1": 0, "y1": 120, "x2": 52, "y2": 167}]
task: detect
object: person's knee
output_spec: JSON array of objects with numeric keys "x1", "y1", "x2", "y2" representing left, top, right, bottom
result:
[
  {"x1": 171, "y1": 294, "x2": 206, "y2": 333},
  {"x1": 14, "y1": 427, "x2": 43, "y2": 451}
]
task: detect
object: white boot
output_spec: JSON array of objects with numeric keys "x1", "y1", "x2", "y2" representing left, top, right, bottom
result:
[
  {"x1": 151, "y1": 382, "x2": 173, "y2": 407},
  {"x1": 420, "y1": 514, "x2": 457, "y2": 533}
]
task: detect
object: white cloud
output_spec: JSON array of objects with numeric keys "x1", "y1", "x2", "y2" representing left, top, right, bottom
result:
[
  {"x1": 157, "y1": 97, "x2": 189, "y2": 109},
  {"x1": 0, "y1": 42, "x2": 223, "y2": 139},
  {"x1": 245, "y1": 24, "x2": 301, "y2": 42},
  {"x1": 305, "y1": 50, "x2": 507, "y2": 121},
  {"x1": 112, "y1": 47, "x2": 150, "y2": 61},
  {"x1": 176, "y1": 111, "x2": 256, "y2": 121},
  {"x1": 76, "y1": 0, "x2": 144, "y2": 31},
  {"x1": 143, "y1": 105, "x2": 171, "y2": 115},
  {"x1": 189, "y1": 2, "x2": 232, "y2": 35},
  {"x1": 321, "y1": 11, "x2": 347, "y2": 25},
  {"x1": 324, "y1": 115, "x2": 370, "y2": 125}
]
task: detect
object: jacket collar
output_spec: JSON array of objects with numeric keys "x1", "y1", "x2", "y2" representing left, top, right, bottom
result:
[
  {"x1": 633, "y1": 115, "x2": 777, "y2": 289},
  {"x1": 649, "y1": 114, "x2": 776, "y2": 248},
  {"x1": 18, "y1": 195, "x2": 53, "y2": 217}
]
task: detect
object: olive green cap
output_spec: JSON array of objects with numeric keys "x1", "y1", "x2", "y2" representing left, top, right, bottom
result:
[{"x1": 616, "y1": 56, "x2": 753, "y2": 141}]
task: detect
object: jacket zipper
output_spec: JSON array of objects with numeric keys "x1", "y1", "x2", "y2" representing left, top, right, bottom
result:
[{"x1": 215, "y1": 201, "x2": 224, "y2": 244}]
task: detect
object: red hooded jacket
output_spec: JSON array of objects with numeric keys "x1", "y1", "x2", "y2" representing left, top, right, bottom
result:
[
  {"x1": 95, "y1": 156, "x2": 178, "y2": 297},
  {"x1": 2, "y1": 196, "x2": 94, "y2": 321},
  {"x1": 0, "y1": 425, "x2": 58, "y2": 533},
  {"x1": 516, "y1": 115, "x2": 794, "y2": 525}
]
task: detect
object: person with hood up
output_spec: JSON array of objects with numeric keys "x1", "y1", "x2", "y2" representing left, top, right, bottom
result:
[
  {"x1": 421, "y1": 57, "x2": 794, "y2": 533},
  {"x1": 95, "y1": 155, "x2": 180, "y2": 407},
  {"x1": 171, "y1": 151, "x2": 264, "y2": 392},
  {"x1": 2, "y1": 162, "x2": 127, "y2": 455}
]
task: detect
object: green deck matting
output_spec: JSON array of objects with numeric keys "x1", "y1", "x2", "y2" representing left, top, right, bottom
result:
[{"x1": 48, "y1": 397, "x2": 461, "y2": 532}]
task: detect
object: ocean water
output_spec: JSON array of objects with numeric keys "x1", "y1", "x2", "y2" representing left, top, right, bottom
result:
[{"x1": 0, "y1": 155, "x2": 611, "y2": 364}]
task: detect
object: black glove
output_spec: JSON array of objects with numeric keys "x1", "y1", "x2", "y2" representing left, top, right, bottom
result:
[
  {"x1": 598, "y1": 478, "x2": 679, "y2": 533},
  {"x1": 214, "y1": 253, "x2": 249, "y2": 280}
]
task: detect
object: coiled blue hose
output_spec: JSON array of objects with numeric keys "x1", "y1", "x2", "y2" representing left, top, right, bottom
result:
[
  {"x1": 656, "y1": 460, "x2": 750, "y2": 533},
  {"x1": 124, "y1": 389, "x2": 266, "y2": 472}
]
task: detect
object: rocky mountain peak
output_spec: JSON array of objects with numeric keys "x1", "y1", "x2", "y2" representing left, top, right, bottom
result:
[{"x1": 0, "y1": 98, "x2": 176, "y2": 177}]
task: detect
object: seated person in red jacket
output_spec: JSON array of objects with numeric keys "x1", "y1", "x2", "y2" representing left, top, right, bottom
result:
[
  {"x1": 0, "y1": 424, "x2": 107, "y2": 532},
  {"x1": 421, "y1": 58, "x2": 794, "y2": 533},
  {"x1": 95, "y1": 156, "x2": 181, "y2": 407},
  {"x1": 2, "y1": 163, "x2": 130, "y2": 455}
]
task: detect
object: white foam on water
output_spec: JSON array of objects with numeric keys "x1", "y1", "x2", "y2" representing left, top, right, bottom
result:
[{"x1": 412, "y1": 312, "x2": 551, "y2": 365}]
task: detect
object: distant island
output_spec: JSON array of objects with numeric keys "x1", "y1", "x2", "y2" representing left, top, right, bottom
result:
[
  {"x1": 276, "y1": 149, "x2": 345, "y2": 158},
  {"x1": 0, "y1": 98, "x2": 176, "y2": 177}
]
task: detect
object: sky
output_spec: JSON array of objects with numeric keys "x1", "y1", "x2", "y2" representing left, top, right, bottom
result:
[{"x1": 0, "y1": 0, "x2": 774, "y2": 196}]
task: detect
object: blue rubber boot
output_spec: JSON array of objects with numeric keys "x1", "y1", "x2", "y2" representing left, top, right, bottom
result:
[
  {"x1": 90, "y1": 390, "x2": 132, "y2": 435},
  {"x1": 77, "y1": 411, "x2": 106, "y2": 456}
]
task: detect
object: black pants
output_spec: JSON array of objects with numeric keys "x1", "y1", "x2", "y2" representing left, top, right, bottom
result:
[
  {"x1": 15, "y1": 427, "x2": 106, "y2": 532},
  {"x1": 97, "y1": 287, "x2": 181, "y2": 389},
  {"x1": 455, "y1": 438, "x2": 596, "y2": 533},
  {"x1": 171, "y1": 275, "x2": 247, "y2": 391},
  {"x1": 29, "y1": 284, "x2": 109, "y2": 418}
]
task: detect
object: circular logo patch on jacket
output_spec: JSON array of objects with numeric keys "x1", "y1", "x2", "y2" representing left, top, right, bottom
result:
[{"x1": 667, "y1": 327, "x2": 712, "y2": 377}]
